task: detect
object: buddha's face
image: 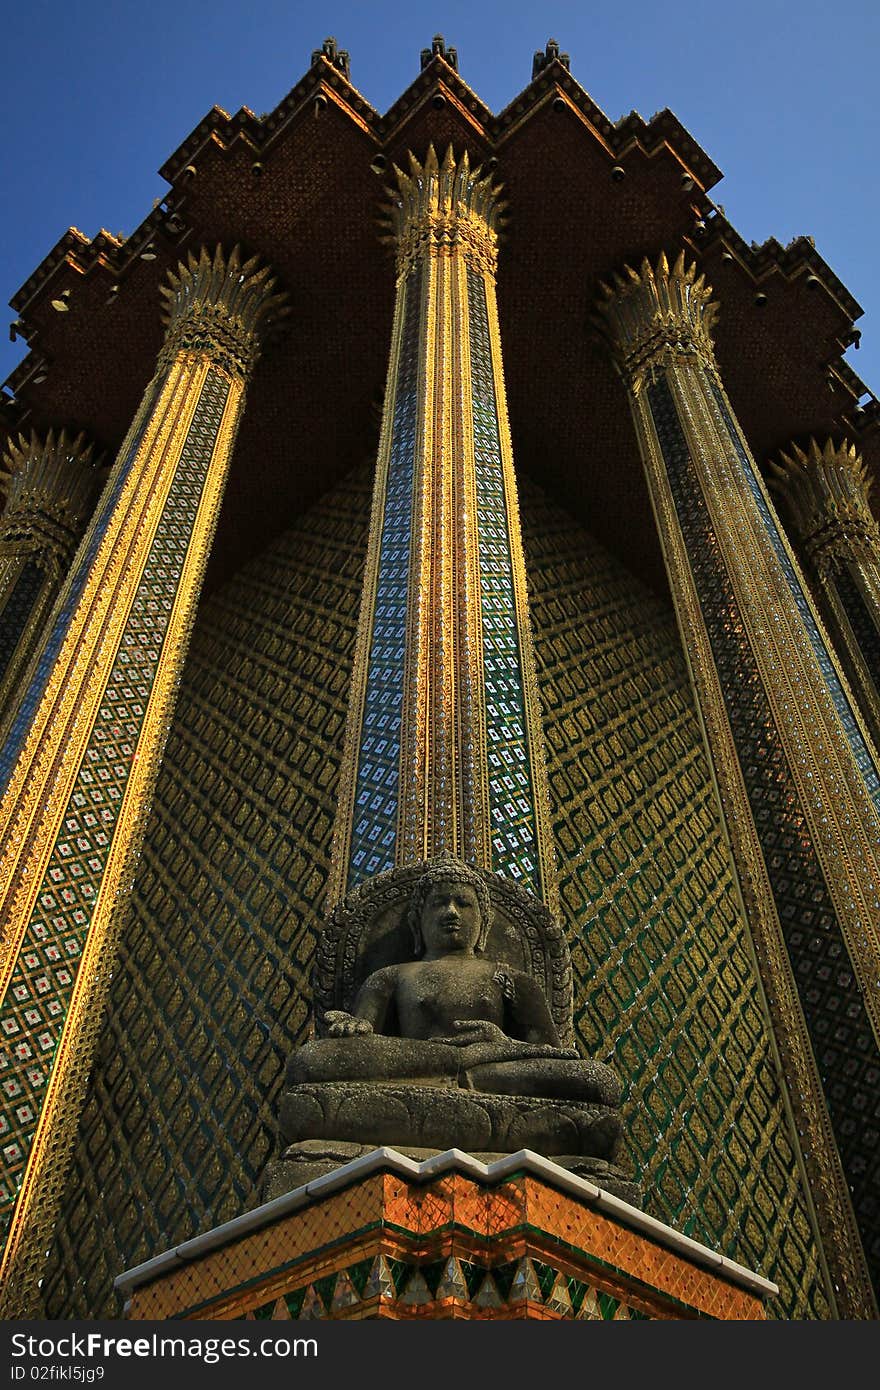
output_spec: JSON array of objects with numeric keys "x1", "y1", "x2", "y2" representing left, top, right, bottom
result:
[{"x1": 420, "y1": 879, "x2": 482, "y2": 957}]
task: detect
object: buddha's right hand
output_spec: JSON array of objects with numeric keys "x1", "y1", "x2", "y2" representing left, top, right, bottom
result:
[{"x1": 324, "y1": 1010, "x2": 374, "y2": 1037}]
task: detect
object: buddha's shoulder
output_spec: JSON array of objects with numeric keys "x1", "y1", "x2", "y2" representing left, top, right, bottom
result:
[
  {"x1": 360, "y1": 963, "x2": 403, "y2": 990},
  {"x1": 501, "y1": 967, "x2": 546, "y2": 995}
]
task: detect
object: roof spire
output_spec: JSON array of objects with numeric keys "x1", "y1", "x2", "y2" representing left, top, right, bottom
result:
[
  {"x1": 311, "y1": 36, "x2": 351, "y2": 81},
  {"x1": 421, "y1": 34, "x2": 458, "y2": 72},
  {"x1": 532, "y1": 38, "x2": 571, "y2": 81}
]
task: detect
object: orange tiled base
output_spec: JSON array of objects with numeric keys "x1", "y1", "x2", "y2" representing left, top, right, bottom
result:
[{"x1": 125, "y1": 1171, "x2": 765, "y2": 1321}]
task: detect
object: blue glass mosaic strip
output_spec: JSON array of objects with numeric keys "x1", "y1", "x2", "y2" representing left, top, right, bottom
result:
[
  {"x1": 648, "y1": 373, "x2": 880, "y2": 1286},
  {"x1": 0, "y1": 378, "x2": 163, "y2": 788},
  {"x1": 708, "y1": 380, "x2": 880, "y2": 810},
  {"x1": 0, "y1": 563, "x2": 45, "y2": 682},
  {"x1": 346, "y1": 266, "x2": 422, "y2": 889},
  {"x1": 467, "y1": 268, "x2": 540, "y2": 896}
]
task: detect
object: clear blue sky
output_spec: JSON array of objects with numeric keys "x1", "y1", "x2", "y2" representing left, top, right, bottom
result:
[{"x1": 2, "y1": 0, "x2": 878, "y2": 396}]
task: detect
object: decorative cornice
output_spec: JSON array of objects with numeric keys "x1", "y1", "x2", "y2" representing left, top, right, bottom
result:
[
  {"x1": 532, "y1": 39, "x2": 570, "y2": 82},
  {"x1": 157, "y1": 245, "x2": 290, "y2": 381},
  {"x1": 420, "y1": 34, "x2": 458, "y2": 72},
  {"x1": 380, "y1": 145, "x2": 505, "y2": 279},
  {"x1": 311, "y1": 36, "x2": 350, "y2": 81},
  {"x1": 594, "y1": 251, "x2": 720, "y2": 388},
  {"x1": 0, "y1": 429, "x2": 105, "y2": 575},
  {"x1": 768, "y1": 438, "x2": 880, "y2": 573}
]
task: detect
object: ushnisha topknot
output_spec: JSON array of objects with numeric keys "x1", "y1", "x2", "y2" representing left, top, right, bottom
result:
[{"x1": 406, "y1": 857, "x2": 492, "y2": 954}]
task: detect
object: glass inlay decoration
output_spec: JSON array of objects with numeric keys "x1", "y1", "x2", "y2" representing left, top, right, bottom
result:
[
  {"x1": 0, "y1": 369, "x2": 230, "y2": 1242},
  {"x1": 0, "y1": 563, "x2": 45, "y2": 682},
  {"x1": 41, "y1": 470, "x2": 369, "y2": 1317},
  {"x1": 467, "y1": 268, "x2": 540, "y2": 895},
  {"x1": 40, "y1": 476, "x2": 832, "y2": 1318},
  {"x1": 0, "y1": 381, "x2": 161, "y2": 790},
  {"x1": 708, "y1": 380, "x2": 880, "y2": 809},
  {"x1": 833, "y1": 566, "x2": 880, "y2": 690},
  {"x1": 347, "y1": 266, "x2": 422, "y2": 889},
  {"x1": 648, "y1": 374, "x2": 880, "y2": 1289}
]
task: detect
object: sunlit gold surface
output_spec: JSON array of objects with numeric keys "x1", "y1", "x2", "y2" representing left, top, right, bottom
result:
[{"x1": 596, "y1": 250, "x2": 879, "y2": 1319}]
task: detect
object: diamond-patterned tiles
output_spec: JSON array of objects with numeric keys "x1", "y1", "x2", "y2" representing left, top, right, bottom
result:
[
  {"x1": 124, "y1": 1168, "x2": 767, "y2": 1321},
  {"x1": 44, "y1": 475, "x2": 832, "y2": 1317},
  {"x1": 0, "y1": 369, "x2": 230, "y2": 1239},
  {"x1": 648, "y1": 373, "x2": 880, "y2": 1290},
  {"x1": 348, "y1": 266, "x2": 422, "y2": 890},
  {"x1": 523, "y1": 482, "x2": 831, "y2": 1319},
  {"x1": 709, "y1": 380, "x2": 880, "y2": 805},
  {"x1": 833, "y1": 565, "x2": 880, "y2": 692},
  {"x1": 0, "y1": 561, "x2": 45, "y2": 682},
  {"x1": 467, "y1": 268, "x2": 539, "y2": 893},
  {"x1": 0, "y1": 381, "x2": 160, "y2": 788},
  {"x1": 41, "y1": 473, "x2": 369, "y2": 1317}
]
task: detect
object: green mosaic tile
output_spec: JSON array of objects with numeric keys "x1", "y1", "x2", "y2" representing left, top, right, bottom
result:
[
  {"x1": 598, "y1": 1290, "x2": 619, "y2": 1320},
  {"x1": 284, "y1": 1287, "x2": 307, "y2": 1318},
  {"x1": 346, "y1": 1256, "x2": 375, "y2": 1297},
  {"x1": 0, "y1": 370, "x2": 231, "y2": 1234},
  {"x1": 532, "y1": 1258, "x2": 557, "y2": 1302}
]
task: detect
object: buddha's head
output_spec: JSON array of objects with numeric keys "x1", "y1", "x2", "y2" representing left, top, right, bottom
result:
[{"x1": 406, "y1": 858, "x2": 492, "y2": 957}]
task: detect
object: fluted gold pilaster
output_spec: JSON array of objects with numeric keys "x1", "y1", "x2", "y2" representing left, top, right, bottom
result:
[
  {"x1": 330, "y1": 146, "x2": 556, "y2": 911},
  {"x1": 0, "y1": 245, "x2": 288, "y2": 1316},
  {"x1": 596, "y1": 251, "x2": 880, "y2": 1318},
  {"x1": 0, "y1": 430, "x2": 105, "y2": 726},
  {"x1": 770, "y1": 438, "x2": 880, "y2": 749}
]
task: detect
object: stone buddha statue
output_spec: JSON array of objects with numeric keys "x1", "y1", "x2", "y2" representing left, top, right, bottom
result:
[{"x1": 265, "y1": 857, "x2": 638, "y2": 1204}]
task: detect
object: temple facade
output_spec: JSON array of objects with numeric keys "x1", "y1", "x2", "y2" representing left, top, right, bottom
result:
[{"x1": 0, "y1": 36, "x2": 878, "y2": 1320}]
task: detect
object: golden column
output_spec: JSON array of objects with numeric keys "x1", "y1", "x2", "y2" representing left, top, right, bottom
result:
[
  {"x1": 769, "y1": 437, "x2": 880, "y2": 752},
  {"x1": 329, "y1": 146, "x2": 556, "y2": 911},
  {"x1": 0, "y1": 245, "x2": 288, "y2": 1315},
  {"x1": 595, "y1": 252, "x2": 880, "y2": 1318},
  {"x1": 0, "y1": 430, "x2": 105, "y2": 727}
]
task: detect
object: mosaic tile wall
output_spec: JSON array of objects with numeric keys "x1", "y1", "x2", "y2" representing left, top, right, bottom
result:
[
  {"x1": 128, "y1": 1171, "x2": 761, "y2": 1321},
  {"x1": 646, "y1": 375, "x2": 879, "y2": 1293},
  {"x1": 40, "y1": 468, "x2": 372, "y2": 1317},
  {"x1": 467, "y1": 268, "x2": 539, "y2": 894},
  {"x1": 708, "y1": 381, "x2": 880, "y2": 807},
  {"x1": 0, "y1": 562, "x2": 44, "y2": 681},
  {"x1": 0, "y1": 383, "x2": 159, "y2": 789},
  {"x1": 41, "y1": 468, "x2": 831, "y2": 1318},
  {"x1": 347, "y1": 266, "x2": 422, "y2": 890},
  {"x1": 0, "y1": 369, "x2": 231, "y2": 1250},
  {"x1": 521, "y1": 480, "x2": 832, "y2": 1320},
  {"x1": 829, "y1": 566, "x2": 880, "y2": 693}
]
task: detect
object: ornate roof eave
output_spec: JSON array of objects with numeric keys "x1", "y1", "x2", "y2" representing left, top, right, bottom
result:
[
  {"x1": 3, "y1": 40, "x2": 879, "y2": 588},
  {"x1": 159, "y1": 58, "x2": 381, "y2": 188},
  {"x1": 492, "y1": 59, "x2": 722, "y2": 191},
  {"x1": 696, "y1": 214, "x2": 863, "y2": 322},
  {"x1": 684, "y1": 214, "x2": 878, "y2": 441},
  {"x1": 378, "y1": 53, "x2": 493, "y2": 141},
  {"x1": 8, "y1": 45, "x2": 855, "y2": 369}
]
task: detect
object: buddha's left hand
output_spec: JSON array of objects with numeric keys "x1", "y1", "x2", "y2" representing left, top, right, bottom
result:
[
  {"x1": 443, "y1": 1020, "x2": 508, "y2": 1048},
  {"x1": 438, "y1": 1019, "x2": 580, "y2": 1063}
]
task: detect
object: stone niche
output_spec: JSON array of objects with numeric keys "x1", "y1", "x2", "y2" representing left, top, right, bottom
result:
[{"x1": 264, "y1": 858, "x2": 638, "y2": 1205}]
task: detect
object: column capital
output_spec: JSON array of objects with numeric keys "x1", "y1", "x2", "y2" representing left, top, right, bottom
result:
[
  {"x1": 0, "y1": 429, "x2": 105, "y2": 575},
  {"x1": 768, "y1": 437, "x2": 880, "y2": 573},
  {"x1": 158, "y1": 244, "x2": 290, "y2": 381},
  {"x1": 380, "y1": 145, "x2": 505, "y2": 279},
  {"x1": 594, "y1": 251, "x2": 719, "y2": 388}
]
